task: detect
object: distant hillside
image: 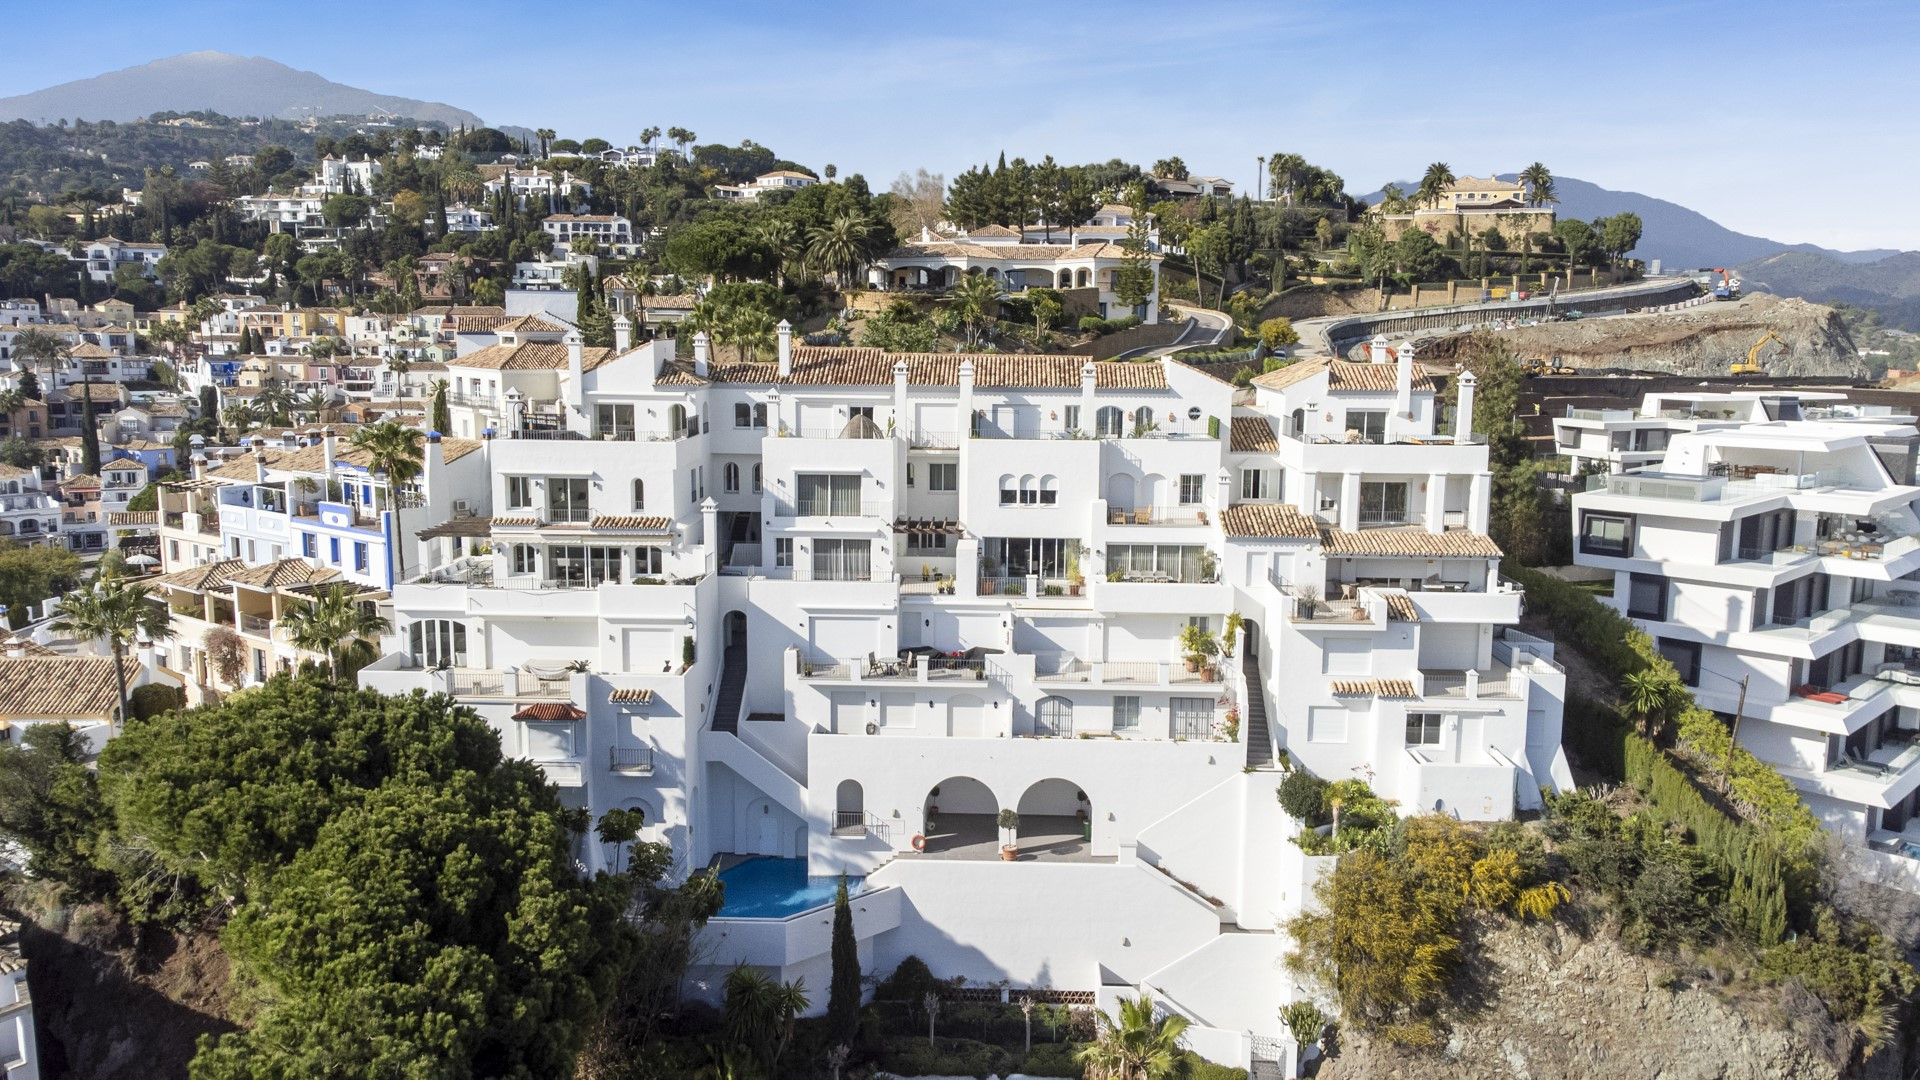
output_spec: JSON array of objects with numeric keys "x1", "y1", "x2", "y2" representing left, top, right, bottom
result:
[
  {"x1": 0, "y1": 52, "x2": 482, "y2": 128},
  {"x1": 1363, "y1": 175, "x2": 1900, "y2": 270},
  {"x1": 1738, "y1": 250, "x2": 1920, "y2": 331}
]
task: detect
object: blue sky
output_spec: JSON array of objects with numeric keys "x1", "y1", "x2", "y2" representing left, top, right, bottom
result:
[{"x1": 7, "y1": 0, "x2": 1916, "y2": 250}]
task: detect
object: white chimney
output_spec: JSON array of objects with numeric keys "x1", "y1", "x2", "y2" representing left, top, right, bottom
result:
[
  {"x1": 693, "y1": 331, "x2": 710, "y2": 378},
  {"x1": 1369, "y1": 333, "x2": 1390, "y2": 363},
  {"x1": 321, "y1": 426, "x2": 337, "y2": 478},
  {"x1": 613, "y1": 314, "x2": 632, "y2": 354},
  {"x1": 1395, "y1": 341, "x2": 1415, "y2": 419},
  {"x1": 776, "y1": 319, "x2": 793, "y2": 378},
  {"x1": 1455, "y1": 370, "x2": 1478, "y2": 444},
  {"x1": 253, "y1": 449, "x2": 267, "y2": 485},
  {"x1": 564, "y1": 331, "x2": 584, "y2": 411},
  {"x1": 190, "y1": 452, "x2": 207, "y2": 482}
]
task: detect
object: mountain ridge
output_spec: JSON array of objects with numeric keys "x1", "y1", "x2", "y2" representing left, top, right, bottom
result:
[{"x1": 0, "y1": 51, "x2": 483, "y2": 129}]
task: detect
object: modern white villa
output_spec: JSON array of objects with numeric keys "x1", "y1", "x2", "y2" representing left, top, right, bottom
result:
[
  {"x1": 344, "y1": 326, "x2": 1564, "y2": 1074},
  {"x1": 1570, "y1": 394, "x2": 1920, "y2": 866}
]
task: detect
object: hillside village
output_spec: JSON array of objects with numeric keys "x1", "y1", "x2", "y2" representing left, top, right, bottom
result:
[{"x1": 0, "y1": 111, "x2": 1914, "y2": 1080}]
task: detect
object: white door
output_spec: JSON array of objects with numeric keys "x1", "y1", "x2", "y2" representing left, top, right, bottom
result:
[{"x1": 753, "y1": 811, "x2": 779, "y2": 855}]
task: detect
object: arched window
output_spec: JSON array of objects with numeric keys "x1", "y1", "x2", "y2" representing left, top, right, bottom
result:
[
  {"x1": 753, "y1": 403, "x2": 768, "y2": 428},
  {"x1": 631, "y1": 479, "x2": 645, "y2": 510},
  {"x1": 668, "y1": 404, "x2": 687, "y2": 436},
  {"x1": 1037, "y1": 696, "x2": 1073, "y2": 737},
  {"x1": 999, "y1": 474, "x2": 1017, "y2": 506},
  {"x1": 408, "y1": 620, "x2": 467, "y2": 668},
  {"x1": 1132, "y1": 406, "x2": 1154, "y2": 434},
  {"x1": 752, "y1": 463, "x2": 763, "y2": 493},
  {"x1": 1096, "y1": 406, "x2": 1123, "y2": 437},
  {"x1": 1076, "y1": 268, "x2": 1092, "y2": 288},
  {"x1": 1040, "y1": 475, "x2": 1059, "y2": 506},
  {"x1": 723, "y1": 462, "x2": 741, "y2": 493},
  {"x1": 835, "y1": 779, "x2": 864, "y2": 833},
  {"x1": 1019, "y1": 474, "x2": 1037, "y2": 505}
]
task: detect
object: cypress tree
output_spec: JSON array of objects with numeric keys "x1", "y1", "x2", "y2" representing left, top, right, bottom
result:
[{"x1": 827, "y1": 874, "x2": 860, "y2": 1046}]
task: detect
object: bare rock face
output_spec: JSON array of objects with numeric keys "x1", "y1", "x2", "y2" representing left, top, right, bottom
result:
[
  {"x1": 1316, "y1": 916, "x2": 1905, "y2": 1080},
  {"x1": 1426, "y1": 293, "x2": 1865, "y2": 379}
]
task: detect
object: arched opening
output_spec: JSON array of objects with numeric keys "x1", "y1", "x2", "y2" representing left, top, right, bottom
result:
[
  {"x1": 724, "y1": 461, "x2": 741, "y2": 492},
  {"x1": 1014, "y1": 778, "x2": 1093, "y2": 859},
  {"x1": 1095, "y1": 405, "x2": 1123, "y2": 438},
  {"x1": 922, "y1": 776, "x2": 996, "y2": 856},
  {"x1": 724, "y1": 610, "x2": 747, "y2": 651},
  {"x1": 1105, "y1": 473, "x2": 1136, "y2": 511},
  {"x1": 669, "y1": 404, "x2": 687, "y2": 436},
  {"x1": 1075, "y1": 268, "x2": 1092, "y2": 288},
  {"x1": 834, "y1": 779, "x2": 865, "y2": 835}
]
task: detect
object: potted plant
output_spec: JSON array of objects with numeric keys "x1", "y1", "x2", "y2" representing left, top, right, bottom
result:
[
  {"x1": 1179, "y1": 624, "x2": 1218, "y2": 674},
  {"x1": 1294, "y1": 583, "x2": 1321, "y2": 620},
  {"x1": 1107, "y1": 568, "x2": 1126, "y2": 583},
  {"x1": 1075, "y1": 790, "x2": 1089, "y2": 823},
  {"x1": 922, "y1": 563, "x2": 931, "y2": 582},
  {"x1": 1198, "y1": 549, "x2": 1218, "y2": 583},
  {"x1": 1222, "y1": 611, "x2": 1244, "y2": 658},
  {"x1": 997, "y1": 808, "x2": 1020, "y2": 860},
  {"x1": 1066, "y1": 546, "x2": 1084, "y2": 596}
]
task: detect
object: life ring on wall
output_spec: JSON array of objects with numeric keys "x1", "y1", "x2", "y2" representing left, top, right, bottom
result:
[{"x1": 911, "y1": 834, "x2": 927, "y2": 852}]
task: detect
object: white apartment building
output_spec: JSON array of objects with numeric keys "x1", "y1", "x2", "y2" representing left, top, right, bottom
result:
[
  {"x1": 873, "y1": 230, "x2": 1164, "y2": 323},
  {"x1": 0, "y1": 466, "x2": 60, "y2": 548},
  {"x1": 1552, "y1": 391, "x2": 1903, "y2": 476},
  {"x1": 1570, "y1": 400, "x2": 1920, "y2": 864},
  {"x1": 542, "y1": 214, "x2": 633, "y2": 251},
  {"x1": 78, "y1": 236, "x2": 166, "y2": 283},
  {"x1": 358, "y1": 324, "x2": 1563, "y2": 1072},
  {"x1": 714, "y1": 169, "x2": 818, "y2": 201}
]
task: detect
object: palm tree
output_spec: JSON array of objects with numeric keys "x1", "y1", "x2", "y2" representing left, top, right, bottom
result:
[
  {"x1": 255, "y1": 378, "x2": 295, "y2": 427},
  {"x1": 1520, "y1": 162, "x2": 1556, "y2": 207},
  {"x1": 1077, "y1": 994, "x2": 1191, "y2": 1080},
  {"x1": 727, "y1": 307, "x2": 778, "y2": 364},
  {"x1": 1416, "y1": 162, "x2": 1456, "y2": 210},
  {"x1": 1623, "y1": 669, "x2": 1676, "y2": 737},
  {"x1": 535, "y1": 128, "x2": 555, "y2": 159},
  {"x1": 806, "y1": 213, "x2": 873, "y2": 290},
  {"x1": 640, "y1": 126, "x2": 662, "y2": 151},
  {"x1": 296, "y1": 388, "x2": 332, "y2": 424},
  {"x1": 51, "y1": 574, "x2": 170, "y2": 730},
  {"x1": 221, "y1": 400, "x2": 258, "y2": 438},
  {"x1": 948, "y1": 272, "x2": 1003, "y2": 349},
  {"x1": 281, "y1": 583, "x2": 389, "y2": 680},
  {"x1": 349, "y1": 422, "x2": 426, "y2": 588},
  {"x1": 753, "y1": 217, "x2": 803, "y2": 288},
  {"x1": 722, "y1": 965, "x2": 809, "y2": 1073},
  {"x1": 11, "y1": 327, "x2": 67, "y2": 397}
]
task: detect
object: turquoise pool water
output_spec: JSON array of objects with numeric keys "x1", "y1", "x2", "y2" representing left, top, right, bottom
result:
[{"x1": 717, "y1": 858, "x2": 864, "y2": 919}]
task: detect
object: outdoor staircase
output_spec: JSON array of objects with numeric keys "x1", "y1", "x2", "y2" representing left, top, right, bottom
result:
[
  {"x1": 1242, "y1": 650, "x2": 1276, "y2": 769},
  {"x1": 711, "y1": 644, "x2": 746, "y2": 734}
]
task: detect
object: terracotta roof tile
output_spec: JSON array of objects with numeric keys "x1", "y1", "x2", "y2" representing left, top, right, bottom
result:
[
  {"x1": 1318, "y1": 528, "x2": 1502, "y2": 558},
  {"x1": 1229, "y1": 415, "x2": 1277, "y2": 453},
  {"x1": 450, "y1": 340, "x2": 613, "y2": 372},
  {"x1": 0, "y1": 655, "x2": 143, "y2": 719},
  {"x1": 1330, "y1": 678, "x2": 1417, "y2": 698},
  {"x1": 205, "y1": 436, "x2": 482, "y2": 480},
  {"x1": 1384, "y1": 593, "x2": 1419, "y2": 621},
  {"x1": 107, "y1": 510, "x2": 157, "y2": 526},
  {"x1": 608, "y1": 687, "x2": 655, "y2": 703},
  {"x1": 1220, "y1": 504, "x2": 1319, "y2": 539},
  {"x1": 702, "y1": 347, "x2": 1166, "y2": 390},
  {"x1": 226, "y1": 559, "x2": 340, "y2": 589},
  {"x1": 60, "y1": 473, "x2": 101, "y2": 489},
  {"x1": 154, "y1": 559, "x2": 244, "y2": 591},
  {"x1": 494, "y1": 314, "x2": 567, "y2": 334},
  {"x1": 588, "y1": 515, "x2": 671, "y2": 531},
  {"x1": 513, "y1": 703, "x2": 585, "y2": 721}
]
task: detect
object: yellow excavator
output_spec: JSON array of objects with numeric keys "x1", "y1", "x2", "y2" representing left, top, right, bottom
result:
[
  {"x1": 1522, "y1": 356, "x2": 1576, "y2": 377},
  {"x1": 1731, "y1": 331, "x2": 1790, "y2": 376}
]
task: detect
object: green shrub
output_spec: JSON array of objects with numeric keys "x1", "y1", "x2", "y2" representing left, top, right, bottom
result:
[
  {"x1": 1018, "y1": 1040, "x2": 1083, "y2": 1076},
  {"x1": 872, "y1": 1035, "x2": 1014, "y2": 1079},
  {"x1": 128, "y1": 682, "x2": 184, "y2": 721},
  {"x1": 1276, "y1": 770, "x2": 1328, "y2": 823}
]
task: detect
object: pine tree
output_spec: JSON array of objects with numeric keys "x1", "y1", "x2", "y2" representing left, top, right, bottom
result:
[{"x1": 827, "y1": 875, "x2": 860, "y2": 1046}]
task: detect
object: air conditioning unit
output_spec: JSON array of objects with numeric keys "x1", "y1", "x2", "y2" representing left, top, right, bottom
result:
[{"x1": 451, "y1": 500, "x2": 474, "y2": 518}]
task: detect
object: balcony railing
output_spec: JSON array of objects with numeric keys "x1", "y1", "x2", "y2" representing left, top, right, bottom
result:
[
  {"x1": 779, "y1": 499, "x2": 889, "y2": 519},
  {"x1": 239, "y1": 613, "x2": 273, "y2": 636},
  {"x1": 609, "y1": 746, "x2": 655, "y2": 774},
  {"x1": 451, "y1": 671, "x2": 505, "y2": 697},
  {"x1": 1104, "y1": 505, "x2": 1210, "y2": 526},
  {"x1": 910, "y1": 429, "x2": 961, "y2": 449}
]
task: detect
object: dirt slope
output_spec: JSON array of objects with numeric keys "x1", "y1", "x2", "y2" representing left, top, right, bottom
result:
[{"x1": 1425, "y1": 293, "x2": 1864, "y2": 378}]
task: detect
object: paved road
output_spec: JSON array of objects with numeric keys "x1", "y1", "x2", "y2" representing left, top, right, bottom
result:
[
  {"x1": 1290, "y1": 275, "x2": 1702, "y2": 357},
  {"x1": 1116, "y1": 304, "x2": 1235, "y2": 360}
]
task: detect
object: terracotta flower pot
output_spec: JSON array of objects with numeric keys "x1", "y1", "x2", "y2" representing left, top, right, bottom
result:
[{"x1": 1001, "y1": 846, "x2": 1019, "y2": 861}]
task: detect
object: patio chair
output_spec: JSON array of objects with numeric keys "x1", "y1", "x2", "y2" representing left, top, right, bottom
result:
[
  {"x1": 1109, "y1": 509, "x2": 1125, "y2": 525},
  {"x1": 1133, "y1": 507, "x2": 1152, "y2": 525}
]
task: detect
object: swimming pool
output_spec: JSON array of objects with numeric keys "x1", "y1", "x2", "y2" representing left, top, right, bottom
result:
[{"x1": 716, "y1": 857, "x2": 865, "y2": 919}]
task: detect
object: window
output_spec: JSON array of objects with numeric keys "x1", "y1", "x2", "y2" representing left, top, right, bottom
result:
[
  {"x1": 329, "y1": 537, "x2": 341, "y2": 564},
  {"x1": 548, "y1": 477, "x2": 589, "y2": 522},
  {"x1": 811, "y1": 538, "x2": 871, "y2": 581},
  {"x1": 635, "y1": 546, "x2": 663, "y2": 575},
  {"x1": 775, "y1": 538, "x2": 793, "y2": 567},
  {"x1": 1627, "y1": 573, "x2": 1668, "y2": 621},
  {"x1": 1241, "y1": 468, "x2": 1268, "y2": 501},
  {"x1": 906, "y1": 463, "x2": 915, "y2": 487},
  {"x1": 1405, "y1": 712, "x2": 1443, "y2": 746},
  {"x1": 1359, "y1": 482, "x2": 1408, "y2": 526},
  {"x1": 1112, "y1": 695, "x2": 1141, "y2": 731},
  {"x1": 1039, "y1": 476, "x2": 1057, "y2": 505},
  {"x1": 1308, "y1": 705, "x2": 1349, "y2": 743},
  {"x1": 1104, "y1": 543, "x2": 1211, "y2": 583},
  {"x1": 1345, "y1": 410, "x2": 1387, "y2": 444},
  {"x1": 593, "y1": 403, "x2": 634, "y2": 440},
  {"x1": 928, "y1": 463, "x2": 957, "y2": 491},
  {"x1": 735, "y1": 402, "x2": 765, "y2": 427},
  {"x1": 724, "y1": 462, "x2": 741, "y2": 493},
  {"x1": 548, "y1": 545, "x2": 624, "y2": 586},
  {"x1": 752, "y1": 464, "x2": 762, "y2": 493},
  {"x1": 1000, "y1": 476, "x2": 1018, "y2": 506},
  {"x1": 512, "y1": 544, "x2": 537, "y2": 575},
  {"x1": 1179, "y1": 474, "x2": 1205, "y2": 505},
  {"x1": 1063, "y1": 405, "x2": 1080, "y2": 431},
  {"x1": 631, "y1": 479, "x2": 645, "y2": 510},
  {"x1": 1096, "y1": 406, "x2": 1123, "y2": 437},
  {"x1": 1580, "y1": 512, "x2": 1633, "y2": 557},
  {"x1": 1656, "y1": 637, "x2": 1702, "y2": 687},
  {"x1": 507, "y1": 476, "x2": 535, "y2": 510},
  {"x1": 170, "y1": 539, "x2": 180, "y2": 561},
  {"x1": 906, "y1": 531, "x2": 948, "y2": 551},
  {"x1": 1170, "y1": 697, "x2": 1213, "y2": 739},
  {"x1": 301, "y1": 533, "x2": 316, "y2": 558},
  {"x1": 409, "y1": 619, "x2": 468, "y2": 668},
  {"x1": 1036, "y1": 696, "x2": 1073, "y2": 736},
  {"x1": 796, "y1": 474, "x2": 861, "y2": 516},
  {"x1": 354, "y1": 542, "x2": 369, "y2": 572},
  {"x1": 1132, "y1": 406, "x2": 1155, "y2": 434}
]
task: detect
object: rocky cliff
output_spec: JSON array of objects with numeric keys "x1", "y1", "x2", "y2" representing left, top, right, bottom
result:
[
  {"x1": 1316, "y1": 913, "x2": 1909, "y2": 1080},
  {"x1": 1425, "y1": 293, "x2": 1865, "y2": 379}
]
